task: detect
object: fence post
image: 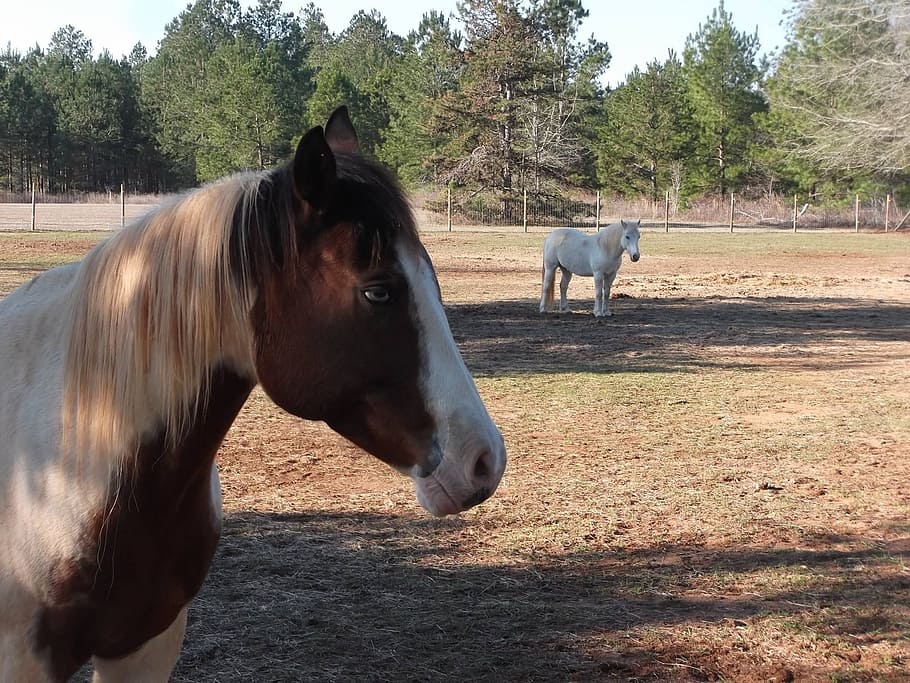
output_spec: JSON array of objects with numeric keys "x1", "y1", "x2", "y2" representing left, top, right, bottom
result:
[
  {"x1": 523, "y1": 188, "x2": 528, "y2": 233},
  {"x1": 120, "y1": 183, "x2": 125, "y2": 229},
  {"x1": 729, "y1": 192, "x2": 735, "y2": 232},
  {"x1": 792, "y1": 194, "x2": 798, "y2": 232},
  {"x1": 855, "y1": 194, "x2": 860, "y2": 233},
  {"x1": 447, "y1": 186, "x2": 452, "y2": 232},
  {"x1": 664, "y1": 190, "x2": 670, "y2": 233},
  {"x1": 885, "y1": 193, "x2": 892, "y2": 231},
  {"x1": 31, "y1": 187, "x2": 36, "y2": 232},
  {"x1": 595, "y1": 190, "x2": 600, "y2": 230}
]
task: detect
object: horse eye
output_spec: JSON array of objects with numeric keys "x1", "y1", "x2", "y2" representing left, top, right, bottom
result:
[{"x1": 363, "y1": 286, "x2": 391, "y2": 304}]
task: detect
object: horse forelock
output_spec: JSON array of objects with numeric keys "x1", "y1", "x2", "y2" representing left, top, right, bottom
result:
[
  {"x1": 63, "y1": 174, "x2": 259, "y2": 470},
  {"x1": 231, "y1": 154, "x2": 420, "y2": 283},
  {"x1": 333, "y1": 153, "x2": 421, "y2": 266}
]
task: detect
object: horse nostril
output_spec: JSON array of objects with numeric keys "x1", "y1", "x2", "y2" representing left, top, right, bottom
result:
[
  {"x1": 473, "y1": 451, "x2": 490, "y2": 481},
  {"x1": 457, "y1": 442, "x2": 506, "y2": 509},
  {"x1": 469, "y1": 445, "x2": 503, "y2": 490}
]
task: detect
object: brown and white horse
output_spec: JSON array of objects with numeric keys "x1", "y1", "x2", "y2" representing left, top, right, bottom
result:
[{"x1": 0, "y1": 107, "x2": 506, "y2": 681}]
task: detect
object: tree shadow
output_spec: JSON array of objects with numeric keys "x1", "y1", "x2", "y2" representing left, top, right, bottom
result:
[
  {"x1": 446, "y1": 297, "x2": 910, "y2": 375},
  {"x1": 171, "y1": 511, "x2": 910, "y2": 682}
]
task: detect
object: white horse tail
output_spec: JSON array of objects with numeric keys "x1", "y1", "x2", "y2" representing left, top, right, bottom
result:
[{"x1": 542, "y1": 261, "x2": 554, "y2": 308}]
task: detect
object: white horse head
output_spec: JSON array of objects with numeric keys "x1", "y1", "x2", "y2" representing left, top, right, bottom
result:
[{"x1": 620, "y1": 219, "x2": 641, "y2": 262}]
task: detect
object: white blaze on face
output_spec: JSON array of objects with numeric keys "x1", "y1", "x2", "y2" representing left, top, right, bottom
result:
[
  {"x1": 397, "y1": 243, "x2": 507, "y2": 516},
  {"x1": 622, "y1": 222, "x2": 641, "y2": 262}
]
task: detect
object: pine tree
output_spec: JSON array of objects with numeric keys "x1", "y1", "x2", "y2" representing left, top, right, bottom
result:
[
  {"x1": 434, "y1": 0, "x2": 606, "y2": 193},
  {"x1": 683, "y1": 1, "x2": 766, "y2": 196},
  {"x1": 140, "y1": 0, "x2": 242, "y2": 181},
  {"x1": 521, "y1": 0, "x2": 609, "y2": 191},
  {"x1": 379, "y1": 12, "x2": 464, "y2": 186},
  {"x1": 305, "y1": 10, "x2": 404, "y2": 157},
  {"x1": 432, "y1": 0, "x2": 537, "y2": 192},
  {"x1": 596, "y1": 53, "x2": 692, "y2": 202}
]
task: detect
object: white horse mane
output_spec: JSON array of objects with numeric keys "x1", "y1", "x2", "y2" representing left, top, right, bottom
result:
[{"x1": 62, "y1": 173, "x2": 264, "y2": 469}]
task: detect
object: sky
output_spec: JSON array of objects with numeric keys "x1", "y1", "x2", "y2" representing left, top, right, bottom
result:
[{"x1": 2, "y1": 0, "x2": 793, "y2": 87}]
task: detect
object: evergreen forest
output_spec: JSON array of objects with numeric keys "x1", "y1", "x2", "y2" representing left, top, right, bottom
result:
[{"x1": 1, "y1": 0, "x2": 908, "y2": 206}]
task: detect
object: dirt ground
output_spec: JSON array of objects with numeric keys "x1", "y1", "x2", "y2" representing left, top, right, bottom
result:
[{"x1": 1, "y1": 229, "x2": 908, "y2": 681}]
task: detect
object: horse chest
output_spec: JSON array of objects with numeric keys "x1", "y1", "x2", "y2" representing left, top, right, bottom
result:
[{"x1": 33, "y1": 368, "x2": 252, "y2": 678}]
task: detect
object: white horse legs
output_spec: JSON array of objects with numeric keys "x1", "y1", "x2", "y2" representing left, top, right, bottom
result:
[
  {"x1": 594, "y1": 271, "x2": 618, "y2": 317},
  {"x1": 540, "y1": 265, "x2": 574, "y2": 313},
  {"x1": 542, "y1": 265, "x2": 620, "y2": 317},
  {"x1": 557, "y1": 268, "x2": 572, "y2": 312},
  {"x1": 91, "y1": 607, "x2": 187, "y2": 683}
]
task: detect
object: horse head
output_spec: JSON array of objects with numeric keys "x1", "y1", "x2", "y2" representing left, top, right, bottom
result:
[
  {"x1": 246, "y1": 107, "x2": 506, "y2": 516},
  {"x1": 620, "y1": 219, "x2": 641, "y2": 262}
]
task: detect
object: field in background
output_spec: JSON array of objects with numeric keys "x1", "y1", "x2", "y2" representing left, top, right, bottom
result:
[
  {"x1": 1, "y1": 230, "x2": 908, "y2": 681},
  {"x1": 0, "y1": 203, "x2": 155, "y2": 232}
]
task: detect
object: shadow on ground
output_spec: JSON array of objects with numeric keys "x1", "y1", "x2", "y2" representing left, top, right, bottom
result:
[
  {"x1": 446, "y1": 297, "x2": 910, "y2": 375},
  {"x1": 170, "y1": 511, "x2": 910, "y2": 682}
]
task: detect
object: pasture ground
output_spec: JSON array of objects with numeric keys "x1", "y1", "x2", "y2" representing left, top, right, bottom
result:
[{"x1": 1, "y1": 229, "x2": 908, "y2": 682}]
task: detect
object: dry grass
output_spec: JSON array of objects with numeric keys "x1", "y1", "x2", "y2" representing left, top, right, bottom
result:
[{"x1": 1, "y1": 227, "x2": 908, "y2": 681}]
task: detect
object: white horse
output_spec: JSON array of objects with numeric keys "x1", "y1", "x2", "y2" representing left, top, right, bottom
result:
[{"x1": 539, "y1": 219, "x2": 641, "y2": 317}]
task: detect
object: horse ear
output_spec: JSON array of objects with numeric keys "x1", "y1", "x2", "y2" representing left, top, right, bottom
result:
[
  {"x1": 324, "y1": 106, "x2": 360, "y2": 155},
  {"x1": 292, "y1": 125, "x2": 337, "y2": 208}
]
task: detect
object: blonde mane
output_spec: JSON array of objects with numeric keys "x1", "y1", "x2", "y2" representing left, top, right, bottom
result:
[{"x1": 62, "y1": 172, "x2": 268, "y2": 469}]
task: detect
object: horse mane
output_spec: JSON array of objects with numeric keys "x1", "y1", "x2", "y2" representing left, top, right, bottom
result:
[
  {"x1": 62, "y1": 152, "x2": 418, "y2": 470},
  {"x1": 63, "y1": 173, "x2": 261, "y2": 469},
  {"x1": 597, "y1": 219, "x2": 623, "y2": 248}
]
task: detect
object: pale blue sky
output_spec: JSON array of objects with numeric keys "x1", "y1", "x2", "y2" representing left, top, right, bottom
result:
[{"x1": 2, "y1": 1, "x2": 793, "y2": 86}]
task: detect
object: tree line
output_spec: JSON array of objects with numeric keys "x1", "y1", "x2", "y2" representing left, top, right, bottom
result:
[{"x1": 1, "y1": 0, "x2": 907, "y2": 205}]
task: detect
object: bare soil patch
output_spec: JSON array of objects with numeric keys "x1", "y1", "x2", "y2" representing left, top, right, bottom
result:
[{"x1": 1, "y1": 229, "x2": 907, "y2": 681}]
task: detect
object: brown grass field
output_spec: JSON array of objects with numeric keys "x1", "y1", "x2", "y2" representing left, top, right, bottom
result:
[{"x1": 1, "y1": 227, "x2": 908, "y2": 682}]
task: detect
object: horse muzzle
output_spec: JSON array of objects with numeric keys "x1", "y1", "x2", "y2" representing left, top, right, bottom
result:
[{"x1": 413, "y1": 435, "x2": 506, "y2": 516}]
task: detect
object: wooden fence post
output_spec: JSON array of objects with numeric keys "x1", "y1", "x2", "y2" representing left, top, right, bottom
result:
[
  {"x1": 729, "y1": 192, "x2": 735, "y2": 232},
  {"x1": 595, "y1": 190, "x2": 600, "y2": 230},
  {"x1": 885, "y1": 193, "x2": 892, "y2": 231},
  {"x1": 523, "y1": 188, "x2": 528, "y2": 233},
  {"x1": 855, "y1": 194, "x2": 860, "y2": 233},
  {"x1": 31, "y1": 187, "x2": 36, "y2": 232},
  {"x1": 665, "y1": 190, "x2": 670, "y2": 233},
  {"x1": 447, "y1": 186, "x2": 452, "y2": 232},
  {"x1": 792, "y1": 194, "x2": 798, "y2": 232}
]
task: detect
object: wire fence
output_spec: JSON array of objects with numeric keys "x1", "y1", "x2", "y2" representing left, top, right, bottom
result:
[
  {"x1": 414, "y1": 188, "x2": 908, "y2": 232},
  {"x1": 1, "y1": 187, "x2": 906, "y2": 232}
]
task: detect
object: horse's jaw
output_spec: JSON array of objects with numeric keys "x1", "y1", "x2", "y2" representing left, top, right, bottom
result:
[{"x1": 414, "y1": 474, "x2": 463, "y2": 516}]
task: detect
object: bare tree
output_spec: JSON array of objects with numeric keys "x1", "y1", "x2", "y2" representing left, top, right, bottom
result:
[
  {"x1": 769, "y1": 0, "x2": 910, "y2": 173},
  {"x1": 516, "y1": 96, "x2": 581, "y2": 193}
]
